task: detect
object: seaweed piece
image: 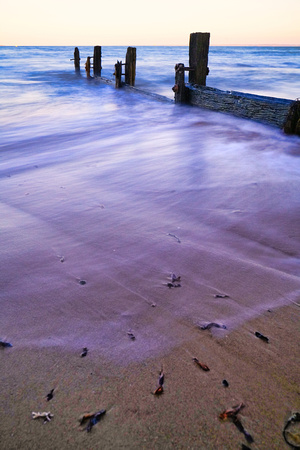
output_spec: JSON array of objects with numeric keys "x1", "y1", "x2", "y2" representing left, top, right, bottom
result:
[
  {"x1": 166, "y1": 282, "x2": 181, "y2": 288},
  {"x1": 46, "y1": 389, "x2": 54, "y2": 401},
  {"x1": 283, "y1": 412, "x2": 300, "y2": 448},
  {"x1": 214, "y1": 294, "x2": 229, "y2": 298},
  {"x1": 127, "y1": 331, "x2": 136, "y2": 340},
  {"x1": 158, "y1": 368, "x2": 164, "y2": 387},
  {"x1": 219, "y1": 403, "x2": 253, "y2": 444},
  {"x1": 153, "y1": 367, "x2": 164, "y2": 395},
  {"x1": 219, "y1": 403, "x2": 245, "y2": 420},
  {"x1": 81, "y1": 347, "x2": 88, "y2": 357},
  {"x1": 86, "y1": 409, "x2": 106, "y2": 432},
  {"x1": 192, "y1": 357, "x2": 210, "y2": 371},
  {"x1": 171, "y1": 273, "x2": 181, "y2": 283},
  {"x1": 0, "y1": 340, "x2": 12, "y2": 348},
  {"x1": 167, "y1": 233, "x2": 181, "y2": 243},
  {"x1": 153, "y1": 386, "x2": 164, "y2": 395},
  {"x1": 255, "y1": 331, "x2": 269, "y2": 343},
  {"x1": 200, "y1": 322, "x2": 227, "y2": 330}
]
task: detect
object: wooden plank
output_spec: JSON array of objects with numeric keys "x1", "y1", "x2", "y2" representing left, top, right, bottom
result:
[
  {"x1": 189, "y1": 32, "x2": 210, "y2": 86},
  {"x1": 187, "y1": 84, "x2": 299, "y2": 132},
  {"x1": 125, "y1": 47, "x2": 136, "y2": 86}
]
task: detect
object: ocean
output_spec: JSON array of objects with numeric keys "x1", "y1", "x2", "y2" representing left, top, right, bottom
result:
[{"x1": 0, "y1": 46, "x2": 300, "y2": 353}]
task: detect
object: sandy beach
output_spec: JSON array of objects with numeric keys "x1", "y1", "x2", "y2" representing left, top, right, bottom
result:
[
  {"x1": 1, "y1": 67, "x2": 300, "y2": 448},
  {"x1": 1, "y1": 304, "x2": 299, "y2": 449}
]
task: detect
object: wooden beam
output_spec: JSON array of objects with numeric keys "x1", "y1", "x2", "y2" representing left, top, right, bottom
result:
[
  {"x1": 189, "y1": 32, "x2": 210, "y2": 86},
  {"x1": 187, "y1": 84, "x2": 299, "y2": 133}
]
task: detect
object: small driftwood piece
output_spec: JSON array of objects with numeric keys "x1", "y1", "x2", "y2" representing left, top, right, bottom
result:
[{"x1": 32, "y1": 411, "x2": 53, "y2": 422}]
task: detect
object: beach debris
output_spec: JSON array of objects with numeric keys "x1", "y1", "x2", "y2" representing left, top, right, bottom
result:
[
  {"x1": 166, "y1": 282, "x2": 181, "y2": 288},
  {"x1": 219, "y1": 403, "x2": 253, "y2": 444},
  {"x1": 283, "y1": 412, "x2": 300, "y2": 448},
  {"x1": 151, "y1": 302, "x2": 157, "y2": 307},
  {"x1": 222, "y1": 379, "x2": 229, "y2": 387},
  {"x1": 255, "y1": 331, "x2": 269, "y2": 343},
  {"x1": 171, "y1": 273, "x2": 181, "y2": 283},
  {"x1": 79, "y1": 280, "x2": 87, "y2": 285},
  {"x1": 79, "y1": 409, "x2": 106, "y2": 432},
  {"x1": 214, "y1": 294, "x2": 229, "y2": 298},
  {"x1": 219, "y1": 403, "x2": 245, "y2": 421},
  {"x1": 81, "y1": 347, "x2": 88, "y2": 357},
  {"x1": 32, "y1": 411, "x2": 53, "y2": 423},
  {"x1": 57, "y1": 255, "x2": 65, "y2": 263},
  {"x1": 153, "y1": 386, "x2": 164, "y2": 395},
  {"x1": 165, "y1": 273, "x2": 182, "y2": 288},
  {"x1": 0, "y1": 339, "x2": 12, "y2": 348},
  {"x1": 153, "y1": 367, "x2": 164, "y2": 395},
  {"x1": 127, "y1": 330, "x2": 136, "y2": 340},
  {"x1": 192, "y1": 357, "x2": 210, "y2": 371},
  {"x1": 200, "y1": 322, "x2": 227, "y2": 330},
  {"x1": 167, "y1": 233, "x2": 181, "y2": 243},
  {"x1": 158, "y1": 368, "x2": 164, "y2": 386},
  {"x1": 46, "y1": 389, "x2": 54, "y2": 401}
]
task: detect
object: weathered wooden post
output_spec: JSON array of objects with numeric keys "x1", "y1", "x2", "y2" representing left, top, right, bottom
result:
[
  {"x1": 189, "y1": 32, "x2": 210, "y2": 86},
  {"x1": 125, "y1": 47, "x2": 136, "y2": 86},
  {"x1": 93, "y1": 46, "x2": 102, "y2": 77},
  {"x1": 85, "y1": 56, "x2": 92, "y2": 77},
  {"x1": 172, "y1": 64, "x2": 188, "y2": 103},
  {"x1": 74, "y1": 47, "x2": 80, "y2": 69},
  {"x1": 283, "y1": 100, "x2": 300, "y2": 135},
  {"x1": 114, "y1": 60, "x2": 122, "y2": 88}
]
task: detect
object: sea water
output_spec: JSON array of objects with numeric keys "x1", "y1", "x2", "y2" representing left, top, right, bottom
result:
[{"x1": 0, "y1": 46, "x2": 300, "y2": 352}]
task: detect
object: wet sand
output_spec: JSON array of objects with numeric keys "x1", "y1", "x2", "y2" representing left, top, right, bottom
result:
[{"x1": 1, "y1": 102, "x2": 300, "y2": 448}]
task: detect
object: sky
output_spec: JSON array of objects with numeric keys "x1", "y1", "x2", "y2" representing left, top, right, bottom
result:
[{"x1": 1, "y1": 0, "x2": 299, "y2": 46}]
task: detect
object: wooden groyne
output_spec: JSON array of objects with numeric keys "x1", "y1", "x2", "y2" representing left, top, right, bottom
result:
[
  {"x1": 71, "y1": 36, "x2": 300, "y2": 136},
  {"x1": 173, "y1": 32, "x2": 300, "y2": 135}
]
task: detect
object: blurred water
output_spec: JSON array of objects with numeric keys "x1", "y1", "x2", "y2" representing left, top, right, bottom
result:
[{"x1": 0, "y1": 45, "x2": 300, "y2": 352}]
